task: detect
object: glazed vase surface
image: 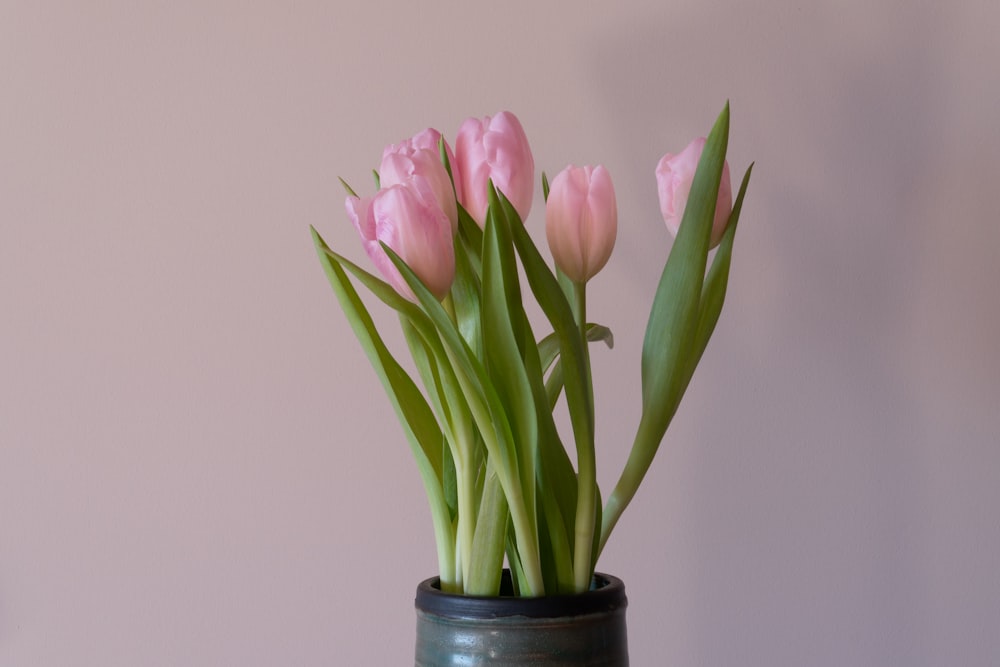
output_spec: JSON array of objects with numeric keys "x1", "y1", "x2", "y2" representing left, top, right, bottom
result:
[{"x1": 414, "y1": 570, "x2": 628, "y2": 666}]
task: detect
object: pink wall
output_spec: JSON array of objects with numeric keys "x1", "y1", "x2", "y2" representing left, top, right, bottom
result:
[{"x1": 3, "y1": 1, "x2": 998, "y2": 664}]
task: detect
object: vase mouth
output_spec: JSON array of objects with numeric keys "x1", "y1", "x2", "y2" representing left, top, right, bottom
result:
[{"x1": 414, "y1": 569, "x2": 627, "y2": 619}]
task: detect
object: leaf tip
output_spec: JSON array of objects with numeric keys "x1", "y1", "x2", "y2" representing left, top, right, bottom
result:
[{"x1": 338, "y1": 177, "x2": 358, "y2": 198}]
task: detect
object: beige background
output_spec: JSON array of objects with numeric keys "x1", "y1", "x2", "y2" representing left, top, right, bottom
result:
[{"x1": 3, "y1": 1, "x2": 998, "y2": 665}]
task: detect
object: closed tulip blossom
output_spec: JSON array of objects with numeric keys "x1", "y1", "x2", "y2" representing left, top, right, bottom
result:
[
  {"x1": 545, "y1": 165, "x2": 618, "y2": 284},
  {"x1": 656, "y1": 137, "x2": 733, "y2": 248},
  {"x1": 454, "y1": 111, "x2": 534, "y2": 225},
  {"x1": 381, "y1": 129, "x2": 461, "y2": 230},
  {"x1": 346, "y1": 184, "x2": 456, "y2": 301}
]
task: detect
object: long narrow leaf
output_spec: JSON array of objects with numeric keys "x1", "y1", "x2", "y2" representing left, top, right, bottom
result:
[
  {"x1": 506, "y1": 201, "x2": 594, "y2": 461},
  {"x1": 320, "y1": 246, "x2": 475, "y2": 469},
  {"x1": 685, "y1": 162, "x2": 753, "y2": 383},
  {"x1": 491, "y1": 199, "x2": 579, "y2": 592},
  {"x1": 381, "y1": 242, "x2": 547, "y2": 595},
  {"x1": 451, "y1": 240, "x2": 484, "y2": 359},
  {"x1": 381, "y1": 245, "x2": 518, "y2": 483},
  {"x1": 504, "y1": 194, "x2": 598, "y2": 591},
  {"x1": 457, "y1": 204, "x2": 484, "y2": 274},
  {"x1": 482, "y1": 184, "x2": 538, "y2": 531},
  {"x1": 318, "y1": 245, "x2": 427, "y2": 324},
  {"x1": 601, "y1": 103, "x2": 742, "y2": 552},
  {"x1": 466, "y1": 469, "x2": 508, "y2": 595},
  {"x1": 639, "y1": 102, "x2": 729, "y2": 432},
  {"x1": 311, "y1": 226, "x2": 455, "y2": 579},
  {"x1": 400, "y1": 316, "x2": 459, "y2": 522}
]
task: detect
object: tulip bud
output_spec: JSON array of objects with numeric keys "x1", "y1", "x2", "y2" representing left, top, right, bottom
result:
[
  {"x1": 655, "y1": 137, "x2": 733, "y2": 248},
  {"x1": 346, "y1": 184, "x2": 456, "y2": 301},
  {"x1": 545, "y1": 165, "x2": 618, "y2": 283},
  {"x1": 380, "y1": 129, "x2": 459, "y2": 231},
  {"x1": 454, "y1": 111, "x2": 534, "y2": 225}
]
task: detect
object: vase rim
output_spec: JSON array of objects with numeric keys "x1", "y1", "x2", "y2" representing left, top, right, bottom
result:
[{"x1": 414, "y1": 569, "x2": 627, "y2": 619}]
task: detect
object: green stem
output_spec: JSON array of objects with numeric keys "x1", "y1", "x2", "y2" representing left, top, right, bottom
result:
[
  {"x1": 572, "y1": 281, "x2": 597, "y2": 592},
  {"x1": 598, "y1": 411, "x2": 660, "y2": 556}
]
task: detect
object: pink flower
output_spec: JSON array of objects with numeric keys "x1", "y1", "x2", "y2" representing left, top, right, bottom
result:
[
  {"x1": 454, "y1": 111, "x2": 534, "y2": 225},
  {"x1": 380, "y1": 128, "x2": 459, "y2": 231},
  {"x1": 346, "y1": 184, "x2": 456, "y2": 301},
  {"x1": 545, "y1": 165, "x2": 618, "y2": 283},
  {"x1": 655, "y1": 137, "x2": 733, "y2": 248}
]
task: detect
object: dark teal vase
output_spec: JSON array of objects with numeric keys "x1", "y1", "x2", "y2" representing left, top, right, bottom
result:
[{"x1": 414, "y1": 570, "x2": 629, "y2": 666}]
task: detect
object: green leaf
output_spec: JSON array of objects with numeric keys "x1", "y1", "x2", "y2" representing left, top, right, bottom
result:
[
  {"x1": 320, "y1": 247, "x2": 474, "y2": 447},
  {"x1": 451, "y1": 245, "x2": 484, "y2": 363},
  {"x1": 317, "y1": 245, "x2": 426, "y2": 323},
  {"x1": 685, "y1": 162, "x2": 753, "y2": 385},
  {"x1": 381, "y1": 244, "x2": 517, "y2": 483},
  {"x1": 312, "y1": 229, "x2": 442, "y2": 476},
  {"x1": 482, "y1": 183, "x2": 538, "y2": 506},
  {"x1": 438, "y1": 135, "x2": 456, "y2": 196},
  {"x1": 467, "y1": 469, "x2": 508, "y2": 595},
  {"x1": 382, "y1": 241, "x2": 547, "y2": 594},
  {"x1": 539, "y1": 324, "x2": 614, "y2": 375},
  {"x1": 541, "y1": 325, "x2": 614, "y2": 413},
  {"x1": 338, "y1": 177, "x2": 358, "y2": 198},
  {"x1": 600, "y1": 103, "x2": 752, "y2": 555},
  {"x1": 506, "y1": 199, "x2": 594, "y2": 464},
  {"x1": 544, "y1": 360, "x2": 566, "y2": 411},
  {"x1": 639, "y1": 102, "x2": 729, "y2": 432},
  {"x1": 400, "y1": 316, "x2": 459, "y2": 523},
  {"x1": 442, "y1": 437, "x2": 458, "y2": 523},
  {"x1": 457, "y1": 204, "x2": 484, "y2": 274},
  {"x1": 532, "y1": 387, "x2": 578, "y2": 593},
  {"x1": 504, "y1": 193, "x2": 598, "y2": 591},
  {"x1": 311, "y1": 226, "x2": 456, "y2": 580}
]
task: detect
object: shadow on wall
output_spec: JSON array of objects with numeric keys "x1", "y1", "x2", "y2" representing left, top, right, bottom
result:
[{"x1": 585, "y1": 2, "x2": 1000, "y2": 665}]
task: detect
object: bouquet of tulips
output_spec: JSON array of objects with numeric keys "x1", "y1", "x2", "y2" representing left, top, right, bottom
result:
[{"x1": 312, "y1": 103, "x2": 751, "y2": 597}]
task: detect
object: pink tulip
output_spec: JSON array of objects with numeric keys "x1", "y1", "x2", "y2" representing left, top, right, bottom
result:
[
  {"x1": 545, "y1": 165, "x2": 618, "y2": 284},
  {"x1": 346, "y1": 184, "x2": 456, "y2": 301},
  {"x1": 655, "y1": 137, "x2": 733, "y2": 248},
  {"x1": 380, "y1": 129, "x2": 459, "y2": 231},
  {"x1": 454, "y1": 111, "x2": 534, "y2": 225}
]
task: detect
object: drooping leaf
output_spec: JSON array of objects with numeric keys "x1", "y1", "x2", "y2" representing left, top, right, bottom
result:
[
  {"x1": 311, "y1": 226, "x2": 456, "y2": 579},
  {"x1": 400, "y1": 316, "x2": 458, "y2": 522},
  {"x1": 382, "y1": 240, "x2": 549, "y2": 594},
  {"x1": 538, "y1": 324, "x2": 614, "y2": 374}
]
